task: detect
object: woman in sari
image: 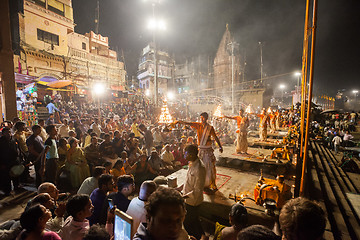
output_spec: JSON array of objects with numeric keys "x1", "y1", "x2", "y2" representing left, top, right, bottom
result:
[{"x1": 66, "y1": 138, "x2": 90, "y2": 190}]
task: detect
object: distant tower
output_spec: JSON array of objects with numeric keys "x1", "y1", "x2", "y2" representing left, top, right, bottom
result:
[
  {"x1": 95, "y1": 0, "x2": 99, "y2": 34},
  {"x1": 213, "y1": 24, "x2": 241, "y2": 99}
]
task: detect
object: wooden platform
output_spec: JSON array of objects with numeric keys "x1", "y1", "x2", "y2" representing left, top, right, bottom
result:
[
  {"x1": 248, "y1": 137, "x2": 285, "y2": 149},
  {"x1": 216, "y1": 146, "x2": 292, "y2": 175},
  {"x1": 248, "y1": 130, "x2": 288, "y2": 139},
  {"x1": 169, "y1": 166, "x2": 293, "y2": 228}
]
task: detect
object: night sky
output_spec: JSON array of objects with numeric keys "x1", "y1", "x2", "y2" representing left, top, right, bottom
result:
[{"x1": 72, "y1": 0, "x2": 360, "y2": 96}]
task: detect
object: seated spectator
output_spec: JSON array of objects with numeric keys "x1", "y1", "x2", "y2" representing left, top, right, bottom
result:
[
  {"x1": 110, "y1": 160, "x2": 126, "y2": 179},
  {"x1": 214, "y1": 202, "x2": 248, "y2": 240},
  {"x1": 58, "y1": 119, "x2": 70, "y2": 138},
  {"x1": 83, "y1": 129, "x2": 94, "y2": 148},
  {"x1": 279, "y1": 197, "x2": 326, "y2": 240},
  {"x1": 78, "y1": 166, "x2": 106, "y2": 195},
  {"x1": 132, "y1": 138, "x2": 143, "y2": 156},
  {"x1": 37, "y1": 182, "x2": 60, "y2": 201},
  {"x1": 68, "y1": 121, "x2": 76, "y2": 134},
  {"x1": 88, "y1": 174, "x2": 114, "y2": 225},
  {"x1": 161, "y1": 144, "x2": 176, "y2": 169},
  {"x1": 83, "y1": 224, "x2": 110, "y2": 240},
  {"x1": 126, "y1": 180, "x2": 157, "y2": 238},
  {"x1": 133, "y1": 187, "x2": 189, "y2": 240},
  {"x1": 172, "y1": 143, "x2": 187, "y2": 166},
  {"x1": 237, "y1": 225, "x2": 280, "y2": 240},
  {"x1": 59, "y1": 194, "x2": 93, "y2": 240},
  {"x1": 57, "y1": 138, "x2": 69, "y2": 167},
  {"x1": 128, "y1": 153, "x2": 157, "y2": 186},
  {"x1": 19, "y1": 204, "x2": 61, "y2": 240},
  {"x1": 68, "y1": 130, "x2": 77, "y2": 139},
  {"x1": 99, "y1": 134, "x2": 116, "y2": 165},
  {"x1": 108, "y1": 175, "x2": 135, "y2": 212},
  {"x1": 85, "y1": 136, "x2": 103, "y2": 174},
  {"x1": 103, "y1": 162, "x2": 112, "y2": 174},
  {"x1": 30, "y1": 193, "x2": 65, "y2": 232},
  {"x1": 66, "y1": 138, "x2": 90, "y2": 190},
  {"x1": 112, "y1": 131, "x2": 124, "y2": 157},
  {"x1": 148, "y1": 150, "x2": 164, "y2": 173}
]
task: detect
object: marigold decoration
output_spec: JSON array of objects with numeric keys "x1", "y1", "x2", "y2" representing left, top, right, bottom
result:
[
  {"x1": 213, "y1": 105, "x2": 224, "y2": 118},
  {"x1": 159, "y1": 99, "x2": 173, "y2": 124}
]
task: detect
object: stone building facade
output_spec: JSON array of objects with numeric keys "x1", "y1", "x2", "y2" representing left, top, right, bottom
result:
[
  {"x1": 11, "y1": 0, "x2": 126, "y2": 93},
  {"x1": 137, "y1": 43, "x2": 174, "y2": 99},
  {"x1": 213, "y1": 25, "x2": 241, "y2": 99}
]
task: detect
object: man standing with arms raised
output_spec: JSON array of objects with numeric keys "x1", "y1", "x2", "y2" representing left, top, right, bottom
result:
[
  {"x1": 177, "y1": 112, "x2": 223, "y2": 193},
  {"x1": 224, "y1": 109, "x2": 250, "y2": 154}
]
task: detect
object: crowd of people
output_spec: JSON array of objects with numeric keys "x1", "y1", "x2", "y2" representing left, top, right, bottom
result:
[
  {"x1": 311, "y1": 111, "x2": 359, "y2": 153},
  {"x1": 0, "y1": 95, "x2": 354, "y2": 240}
]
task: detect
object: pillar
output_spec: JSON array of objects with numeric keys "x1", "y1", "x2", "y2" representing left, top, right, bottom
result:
[{"x1": 0, "y1": 0, "x2": 17, "y2": 120}]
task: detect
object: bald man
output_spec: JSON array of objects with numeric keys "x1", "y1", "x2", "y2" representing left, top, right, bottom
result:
[{"x1": 126, "y1": 181, "x2": 157, "y2": 237}]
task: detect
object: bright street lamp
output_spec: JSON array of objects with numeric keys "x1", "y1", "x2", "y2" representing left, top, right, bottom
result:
[
  {"x1": 145, "y1": 89, "x2": 151, "y2": 96},
  {"x1": 167, "y1": 91, "x2": 175, "y2": 100},
  {"x1": 93, "y1": 83, "x2": 105, "y2": 96},
  {"x1": 294, "y1": 72, "x2": 301, "y2": 89},
  {"x1": 148, "y1": 18, "x2": 166, "y2": 31},
  {"x1": 93, "y1": 83, "x2": 105, "y2": 118},
  {"x1": 143, "y1": 0, "x2": 165, "y2": 107},
  {"x1": 353, "y1": 90, "x2": 358, "y2": 104},
  {"x1": 279, "y1": 84, "x2": 286, "y2": 106}
]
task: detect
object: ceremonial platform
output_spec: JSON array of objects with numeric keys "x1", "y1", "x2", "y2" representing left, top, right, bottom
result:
[
  {"x1": 248, "y1": 130, "x2": 288, "y2": 139},
  {"x1": 215, "y1": 145, "x2": 293, "y2": 175},
  {"x1": 169, "y1": 165, "x2": 294, "y2": 229}
]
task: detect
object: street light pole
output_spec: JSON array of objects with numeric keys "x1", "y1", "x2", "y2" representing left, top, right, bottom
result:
[
  {"x1": 279, "y1": 84, "x2": 286, "y2": 107},
  {"x1": 353, "y1": 90, "x2": 358, "y2": 107},
  {"x1": 259, "y1": 42, "x2": 263, "y2": 84},
  {"x1": 152, "y1": 3, "x2": 158, "y2": 107},
  {"x1": 227, "y1": 42, "x2": 237, "y2": 114},
  {"x1": 294, "y1": 72, "x2": 301, "y2": 89}
]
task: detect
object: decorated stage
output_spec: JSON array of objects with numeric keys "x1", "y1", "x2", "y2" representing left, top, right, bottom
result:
[
  {"x1": 215, "y1": 145, "x2": 293, "y2": 175},
  {"x1": 248, "y1": 130, "x2": 288, "y2": 139},
  {"x1": 169, "y1": 165, "x2": 294, "y2": 229}
]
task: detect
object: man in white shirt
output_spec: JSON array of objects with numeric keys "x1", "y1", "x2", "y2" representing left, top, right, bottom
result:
[
  {"x1": 161, "y1": 144, "x2": 175, "y2": 166},
  {"x1": 126, "y1": 180, "x2": 157, "y2": 238},
  {"x1": 77, "y1": 167, "x2": 105, "y2": 195},
  {"x1": 343, "y1": 131, "x2": 354, "y2": 147},
  {"x1": 58, "y1": 119, "x2": 70, "y2": 138},
  {"x1": 182, "y1": 144, "x2": 206, "y2": 240},
  {"x1": 332, "y1": 135, "x2": 342, "y2": 153},
  {"x1": 90, "y1": 118, "x2": 102, "y2": 137}
]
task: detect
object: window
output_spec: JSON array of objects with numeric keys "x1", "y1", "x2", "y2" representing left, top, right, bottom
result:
[
  {"x1": 82, "y1": 42, "x2": 86, "y2": 50},
  {"x1": 33, "y1": 0, "x2": 46, "y2": 8},
  {"x1": 48, "y1": 0, "x2": 65, "y2": 16},
  {"x1": 37, "y1": 29, "x2": 59, "y2": 46}
]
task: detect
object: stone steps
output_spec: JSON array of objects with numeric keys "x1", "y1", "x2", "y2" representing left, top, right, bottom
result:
[{"x1": 309, "y1": 141, "x2": 360, "y2": 240}]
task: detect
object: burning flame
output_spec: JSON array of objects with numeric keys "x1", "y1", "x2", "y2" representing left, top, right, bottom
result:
[
  {"x1": 159, "y1": 100, "x2": 174, "y2": 124},
  {"x1": 245, "y1": 104, "x2": 254, "y2": 114},
  {"x1": 213, "y1": 105, "x2": 224, "y2": 118}
]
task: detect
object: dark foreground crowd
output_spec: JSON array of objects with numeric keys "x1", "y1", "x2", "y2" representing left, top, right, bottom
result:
[{"x1": 0, "y1": 98, "x2": 336, "y2": 240}]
